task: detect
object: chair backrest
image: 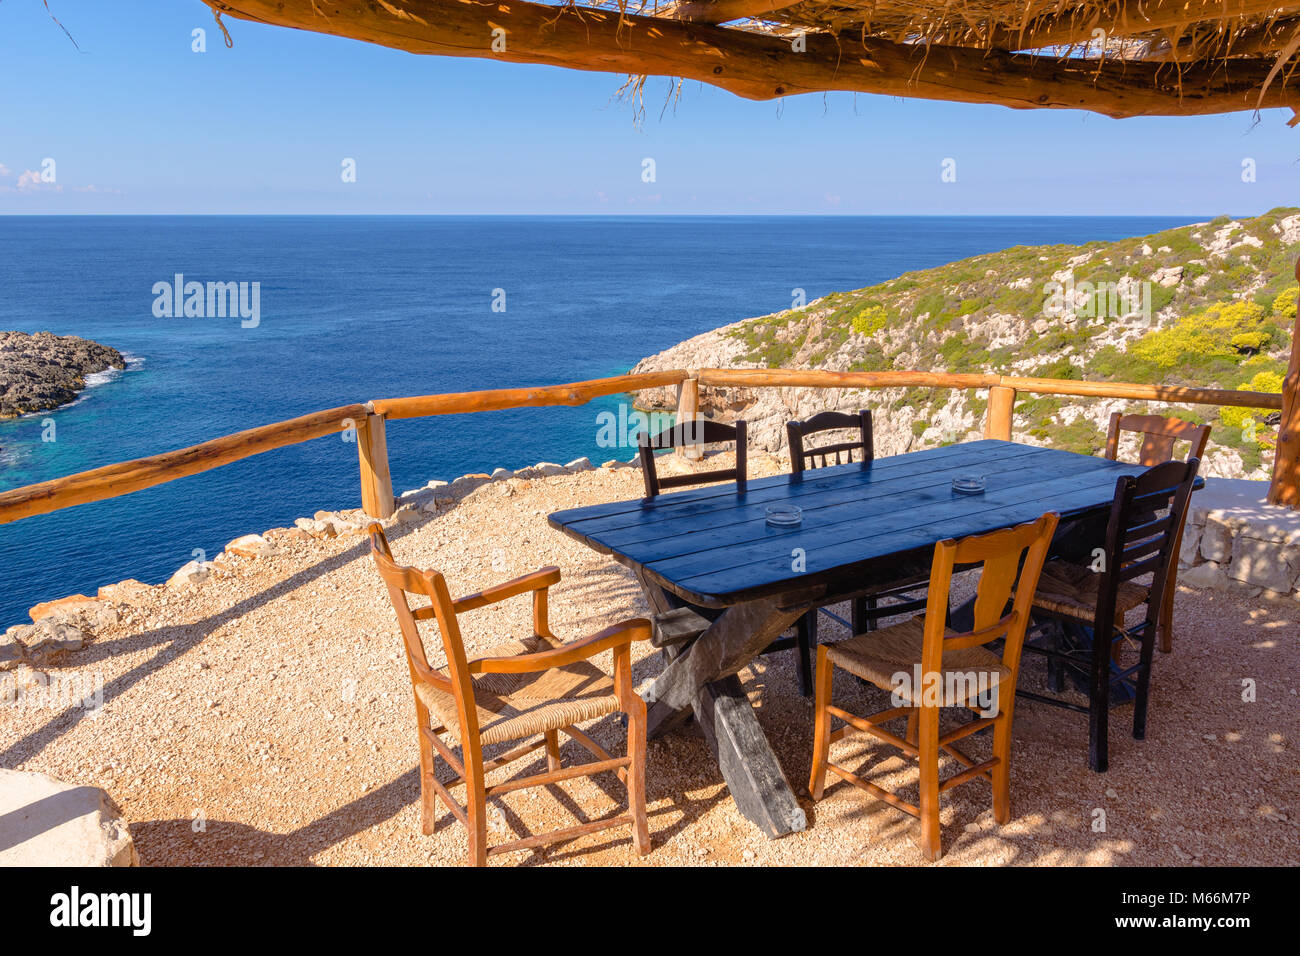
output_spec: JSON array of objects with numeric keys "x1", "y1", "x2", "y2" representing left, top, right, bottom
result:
[
  {"x1": 367, "y1": 523, "x2": 481, "y2": 740},
  {"x1": 1094, "y1": 458, "x2": 1201, "y2": 629},
  {"x1": 787, "y1": 409, "x2": 874, "y2": 477},
  {"x1": 920, "y1": 512, "x2": 1060, "y2": 697},
  {"x1": 1105, "y1": 412, "x2": 1210, "y2": 467},
  {"x1": 637, "y1": 418, "x2": 747, "y2": 498}
]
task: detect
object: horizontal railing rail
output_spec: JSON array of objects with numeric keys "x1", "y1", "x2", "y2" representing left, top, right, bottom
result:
[{"x1": 0, "y1": 368, "x2": 1290, "y2": 527}]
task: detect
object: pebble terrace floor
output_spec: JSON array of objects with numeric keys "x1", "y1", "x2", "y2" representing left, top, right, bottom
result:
[{"x1": 3, "y1": 454, "x2": 1298, "y2": 866}]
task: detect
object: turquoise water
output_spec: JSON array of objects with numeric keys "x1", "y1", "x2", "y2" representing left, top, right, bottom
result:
[{"x1": 0, "y1": 215, "x2": 1200, "y2": 626}]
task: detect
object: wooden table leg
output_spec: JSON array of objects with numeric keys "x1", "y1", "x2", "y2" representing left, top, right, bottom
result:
[
  {"x1": 694, "y1": 674, "x2": 808, "y2": 838},
  {"x1": 643, "y1": 592, "x2": 814, "y2": 838}
]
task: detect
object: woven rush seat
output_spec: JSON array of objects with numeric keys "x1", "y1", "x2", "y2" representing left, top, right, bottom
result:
[
  {"x1": 416, "y1": 634, "x2": 619, "y2": 746},
  {"x1": 826, "y1": 616, "x2": 1010, "y2": 707},
  {"x1": 1032, "y1": 559, "x2": 1149, "y2": 620}
]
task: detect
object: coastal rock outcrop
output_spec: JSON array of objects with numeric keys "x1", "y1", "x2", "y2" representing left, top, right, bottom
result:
[{"x1": 0, "y1": 330, "x2": 126, "y2": 418}]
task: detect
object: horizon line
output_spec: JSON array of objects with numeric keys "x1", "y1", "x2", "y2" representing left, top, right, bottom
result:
[{"x1": 0, "y1": 211, "x2": 1238, "y2": 219}]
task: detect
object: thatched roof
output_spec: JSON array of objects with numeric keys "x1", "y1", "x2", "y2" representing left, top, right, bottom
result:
[{"x1": 203, "y1": 0, "x2": 1300, "y2": 119}]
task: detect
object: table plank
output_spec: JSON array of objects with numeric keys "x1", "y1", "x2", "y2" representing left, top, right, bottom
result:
[
  {"x1": 604, "y1": 450, "x2": 1107, "y2": 561},
  {"x1": 553, "y1": 440, "x2": 1031, "y2": 539},
  {"x1": 654, "y1": 461, "x2": 1126, "y2": 581},
  {"x1": 549, "y1": 440, "x2": 1139, "y2": 607}
]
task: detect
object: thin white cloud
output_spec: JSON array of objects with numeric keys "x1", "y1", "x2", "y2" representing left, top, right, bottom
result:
[
  {"x1": 0, "y1": 167, "x2": 119, "y2": 195},
  {"x1": 12, "y1": 169, "x2": 62, "y2": 192}
]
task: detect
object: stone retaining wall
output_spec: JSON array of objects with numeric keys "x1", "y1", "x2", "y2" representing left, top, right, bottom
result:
[{"x1": 1178, "y1": 478, "x2": 1300, "y2": 601}]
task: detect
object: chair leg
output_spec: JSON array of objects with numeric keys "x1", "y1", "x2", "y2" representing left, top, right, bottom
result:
[
  {"x1": 905, "y1": 708, "x2": 919, "y2": 747},
  {"x1": 1088, "y1": 623, "x2": 1111, "y2": 774},
  {"x1": 626, "y1": 698, "x2": 652, "y2": 856},
  {"x1": 464, "y1": 762, "x2": 489, "y2": 867},
  {"x1": 795, "y1": 612, "x2": 816, "y2": 698},
  {"x1": 852, "y1": 597, "x2": 867, "y2": 636},
  {"x1": 1132, "y1": 620, "x2": 1158, "y2": 742},
  {"x1": 544, "y1": 729, "x2": 562, "y2": 772},
  {"x1": 1046, "y1": 633, "x2": 1065, "y2": 692},
  {"x1": 865, "y1": 595, "x2": 879, "y2": 631},
  {"x1": 917, "y1": 706, "x2": 942, "y2": 861},
  {"x1": 808, "y1": 646, "x2": 833, "y2": 800},
  {"x1": 1158, "y1": 579, "x2": 1176, "y2": 654},
  {"x1": 991, "y1": 713, "x2": 1013, "y2": 824},
  {"x1": 418, "y1": 729, "x2": 438, "y2": 836}
]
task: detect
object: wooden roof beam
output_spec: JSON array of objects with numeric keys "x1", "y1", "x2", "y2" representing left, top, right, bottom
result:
[
  {"x1": 986, "y1": 0, "x2": 1300, "y2": 52},
  {"x1": 202, "y1": 0, "x2": 1300, "y2": 118},
  {"x1": 1143, "y1": 18, "x2": 1300, "y2": 61},
  {"x1": 660, "y1": 0, "x2": 798, "y2": 24}
]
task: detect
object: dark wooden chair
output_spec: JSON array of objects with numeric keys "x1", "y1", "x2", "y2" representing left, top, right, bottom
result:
[
  {"x1": 638, "y1": 418, "x2": 746, "y2": 499},
  {"x1": 1019, "y1": 458, "x2": 1201, "y2": 772},
  {"x1": 367, "y1": 523, "x2": 652, "y2": 865},
  {"x1": 783, "y1": 410, "x2": 932, "y2": 695},
  {"x1": 809, "y1": 512, "x2": 1059, "y2": 860},
  {"x1": 636, "y1": 417, "x2": 819, "y2": 695},
  {"x1": 788, "y1": 409, "x2": 875, "y2": 476},
  {"x1": 1103, "y1": 412, "x2": 1210, "y2": 653}
]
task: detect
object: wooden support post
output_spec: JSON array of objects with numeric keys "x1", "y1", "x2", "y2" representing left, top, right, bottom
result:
[
  {"x1": 676, "y1": 375, "x2": 702, "y2": 460},
  {"x1": 694, "y1": 674, "x2": 807, "y2": 839},
  {"x1": 357, "y1": 412, "x2": 395, "y2": 519},
  {"x1": 985, "y1": 385, "x2": 1016, "y2": 441},
  {"x1": 643, "y1": 591, "x2": 813, "y2": 837},
  {"x1": 1267, "y1": 260, "x2": 1300, "y2": 509}
]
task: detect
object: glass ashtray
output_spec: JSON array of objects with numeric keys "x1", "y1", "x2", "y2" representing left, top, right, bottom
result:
[
  {"x1": 765, "y1": 504, "x2": 803, "y2": 527},
  {"x1": 952, "y1": 475, "x2": 987, "y2": 495}
]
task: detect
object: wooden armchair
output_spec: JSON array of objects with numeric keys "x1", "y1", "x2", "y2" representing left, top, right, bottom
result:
[
  {"x1": 809, "y1": 512, "x2": 1058, "y2": 860},
  {"x1": 368, "y1": 523, "x2": 652, "y2": 865},
  {"x1": 1103, "y1": 412, "x2": 1210, "y2": 653}
]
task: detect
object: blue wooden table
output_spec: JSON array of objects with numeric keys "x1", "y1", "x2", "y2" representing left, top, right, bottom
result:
[{"x1": 548, "y1": 439, "x2": 1142, "y2": 837}]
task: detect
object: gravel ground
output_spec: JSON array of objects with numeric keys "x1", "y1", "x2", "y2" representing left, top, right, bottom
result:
[{"x1": 3, "y1": 453, "x2": 1297, "y2": 866}]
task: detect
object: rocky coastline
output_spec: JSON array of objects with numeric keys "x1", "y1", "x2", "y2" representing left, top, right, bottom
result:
[{"x1": 0, "y1": 330, "x2": 127, "y2": 418}]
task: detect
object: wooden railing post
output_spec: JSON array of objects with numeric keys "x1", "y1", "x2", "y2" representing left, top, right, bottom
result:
[
  {"x1": 676, "y1": 374, "x2": 702, "y2": 460},
  {"x1": 1267, "y1": 259, "x2": 1300, "y2": 509},
  {"x1": 985, "y1": 385, "x2": 1016, "y2": 441},
  {"x1": 357, "y1": 411, "x2": 395, "y2": 519}
]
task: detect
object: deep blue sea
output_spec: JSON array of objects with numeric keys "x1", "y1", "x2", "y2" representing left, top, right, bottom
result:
[{"x1": 0, "y1": 215, "x2": 1201, "y2": 627}]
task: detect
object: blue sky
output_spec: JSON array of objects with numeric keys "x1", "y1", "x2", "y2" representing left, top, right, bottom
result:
[{"x1": 2, "y1": 0, "x2": 1298, "y2": 215}]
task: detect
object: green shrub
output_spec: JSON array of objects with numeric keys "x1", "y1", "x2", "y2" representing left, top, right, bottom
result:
[
  {"x1": 850, "y1": 304, "x2": 888, "y2": 337},
  {"x1": 1246, "y1": 369, "x2": 1285, "y2": 393},
  {"x1": 1219, "y1": 406, "x2": 1254, "y2": 430},
  {"x1": 1034, "y1": 357, "x2": 1082, "y2": 380},
  {"x1": 1128, "y1": 300, "x2": 1273, "y2": 371},
  {"x1": 1272, "y1": 285, "x2": 1298, "y2": 321}
]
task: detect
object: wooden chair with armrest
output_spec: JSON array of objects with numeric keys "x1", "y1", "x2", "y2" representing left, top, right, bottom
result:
[
  {"x1": 1103, "y1": 412, "x2": 1210, "y2": 653},
  {"x1": 808, "y1": 512, "x2": 1059, "y2": 860},
  {"x1": 368, "y1": 522, "x2": 652, "y2": 866}
]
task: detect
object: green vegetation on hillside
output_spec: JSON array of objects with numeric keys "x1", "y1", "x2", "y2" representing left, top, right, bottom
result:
[{"x1": 721, "y1": 208, "x2": 1297, "y2": 467}]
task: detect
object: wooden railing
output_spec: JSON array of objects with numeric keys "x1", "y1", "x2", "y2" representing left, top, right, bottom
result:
[{"x1": 0, "y1": 368, "x2": 1291, "y2": 528}]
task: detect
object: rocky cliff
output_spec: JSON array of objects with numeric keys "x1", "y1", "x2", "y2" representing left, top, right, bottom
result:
[
  {"x1": 631, "y1": 209, "x2": 1300, "y2": 480},
  {"x1": 0, "y1": 331, "x2": 126, "y2": 418}
]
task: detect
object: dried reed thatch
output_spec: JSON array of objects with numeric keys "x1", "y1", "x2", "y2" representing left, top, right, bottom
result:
[{"x1": 201, "y1": 0, "x2": 1300, "y2": 119}]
